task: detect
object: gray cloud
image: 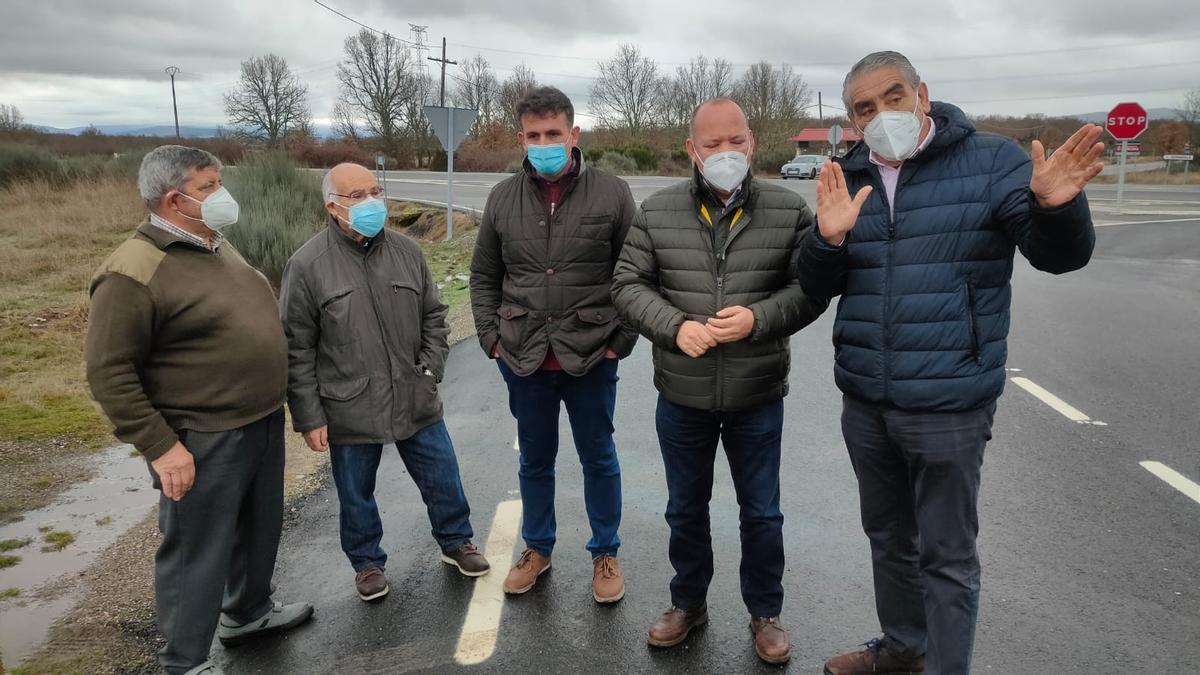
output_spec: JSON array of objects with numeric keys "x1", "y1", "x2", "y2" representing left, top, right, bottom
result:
[{"x1": 1, "y1": 0, "x2": 1196, "y2": 128}]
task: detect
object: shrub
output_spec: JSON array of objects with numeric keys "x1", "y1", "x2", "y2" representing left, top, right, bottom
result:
[
  {"x1": 454, "y1": 146, "x2": 524, "y2": 173},
  {"x1": 754, "y1": 148, "x2": 797, "y2": 174},
  {"x1": 0, "y1": 144, "x2": 65, "y2": 189},
  {"x1": 222, "y1": 152, "x2": 325, "y2": 287},
  {"x1": 621, "y1": 144, "x2": 658, "y2": 172},
  {"x1": 289, "y1": 139, "x2": 374, "y2": 168},
  {"x1": 594, "y1": 151, "x2": 638, "y2": 175}
]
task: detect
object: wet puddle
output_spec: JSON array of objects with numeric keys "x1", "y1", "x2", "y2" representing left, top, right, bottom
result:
[{"x1": 0, "y1": 444, "x2": 157, "y2": 664}]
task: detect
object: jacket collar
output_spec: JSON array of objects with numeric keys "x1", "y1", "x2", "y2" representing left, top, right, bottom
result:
[
  {"x1": 328, "y1": 216, "x2": 382, "y2": 254},
  {"x1": 690, "y1": 163, "x2": 756, "y2": 213},
  {"x1": 839, "y1": 101, "x2": 976, "y2": 172}
]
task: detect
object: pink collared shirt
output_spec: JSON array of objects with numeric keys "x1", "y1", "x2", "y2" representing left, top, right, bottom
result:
[{"x1": 869, "y1": 117, "x2": 937, "y2": 219}]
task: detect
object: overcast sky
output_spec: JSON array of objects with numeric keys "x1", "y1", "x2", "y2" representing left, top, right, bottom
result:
[{"x1": 2, "y1": 0, "x2": 1198, "y2": 130}]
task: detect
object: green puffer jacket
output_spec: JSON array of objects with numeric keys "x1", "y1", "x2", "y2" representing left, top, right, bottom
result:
[{"x1": 612, "y1": 172, "x2": 827, "y2": 411}]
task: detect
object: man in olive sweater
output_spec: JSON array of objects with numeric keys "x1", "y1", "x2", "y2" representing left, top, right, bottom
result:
[{"x1": 85, "y1": 145, "x2": 311, "y2": 675}]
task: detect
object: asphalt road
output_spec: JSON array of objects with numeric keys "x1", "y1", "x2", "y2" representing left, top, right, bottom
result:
[{"x1": 218, "y1": 178, "x2": 1200, "y2": 674}]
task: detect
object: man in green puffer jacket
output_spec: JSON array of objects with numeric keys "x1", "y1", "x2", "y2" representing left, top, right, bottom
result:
[{"x1": 612, "y1": 98, "x2": 827, "y2": 665}]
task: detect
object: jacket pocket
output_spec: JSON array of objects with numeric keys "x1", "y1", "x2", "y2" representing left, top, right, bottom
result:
[
  {"x1": 411, "y1": 366, "x2": 443, "y2": 425},
  {"x1": 318, "y1": 376, "x2": 370, "y2": 402},
  {"x1": 497, "y1": 304, "x2": 531, "y2": 354},
  {"x1": 319, "y1": 287, "x2": 356, "y2": 346},
  {"x1": 964, "y1": 276, "x2": 982, "y2": 364}
]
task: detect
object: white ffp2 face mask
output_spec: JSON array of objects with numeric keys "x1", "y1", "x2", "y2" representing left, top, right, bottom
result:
[
  {"x1": 177, "y1": 187, "x2": 240, "y2": 231},
  {"x1": 862, "y1": 96, "x2": 923, "y2": 162},
  {"x1": 697, "y1": 150, "x2": 750, "y2": 193}
]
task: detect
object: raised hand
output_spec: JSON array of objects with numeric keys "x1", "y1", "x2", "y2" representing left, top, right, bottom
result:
[
  {"x1": 1030, "y1": 123, "x2": 1105, "y2": 208},
  {"x1": 815, "y1": 160, "x2": 872, "y2": 246}
]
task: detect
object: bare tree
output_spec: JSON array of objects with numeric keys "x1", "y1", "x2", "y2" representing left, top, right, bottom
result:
[
  {"x1": 0, "y1": 103, "x2": 24, "y2": 131},
  {"x1": 660, "y1": 55, "x2": 734, "y2": 129},
  {"x1": 336, "y1": 29, "x2": 422, "y2": 160},
  {"x1": 330, "y1": 101, "x2": 360, "y2": 141},
  {"x1": 453, "y1": 54, "x2": 499, "y2": 131},
  {"x1": 223, "y1": 54, "x2": 310, "y2": 147},
  {"x1": 497, "y1": 64, "x2": 539, "y2": 130},
  {"x1": 401, "y1": 71, "x2": 438, "y2": 167},
  {"x1": 1179, "y1": 88, "x2": 1200, "y2": 151},
  {"x1": 732, "y1": 61, "x2": 813, "y2": 151},
  {"x1": 590, "y1": 44, "x2": 662, "y2": 134}
]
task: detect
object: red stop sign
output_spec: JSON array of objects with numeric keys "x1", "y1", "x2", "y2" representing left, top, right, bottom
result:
[{"x1": 1106, "y1": 102, "x2": 1148, "y2": 141}]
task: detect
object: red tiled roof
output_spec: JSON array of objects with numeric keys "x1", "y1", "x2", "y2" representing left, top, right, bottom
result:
[{"x1": 790, "y1": 127, "x2": 861, "y2": 143}]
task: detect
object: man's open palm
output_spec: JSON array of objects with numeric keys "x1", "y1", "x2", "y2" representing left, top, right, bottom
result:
[
  {"x1": 816, "y1": 161, "x2": 872, "y2": 245},
  {"x1": 1030, "y1": 123, "x2": 1105, "y2": 208}
]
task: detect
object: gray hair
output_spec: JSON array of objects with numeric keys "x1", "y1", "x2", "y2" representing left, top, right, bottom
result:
[
  {"x1": 321, "y1": 169, "x2": 337, "y2": 206},
  {"x1": 842, "y1": 51, "x2": 921, "y2": 112},
  {"x1": 138, "y1": 145, "x2": 221, "y2": 208}
]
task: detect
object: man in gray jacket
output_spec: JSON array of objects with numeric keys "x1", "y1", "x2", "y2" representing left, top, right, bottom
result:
[
  {"x1": 281, "y1": 163, "x2": 489, "y2": 602},
  {"x1": 470, "y1": 87, "x2": 638, "y2": 604},
  {"x1": 612, "y1": 98, "x2": 826, "y2": 664}
]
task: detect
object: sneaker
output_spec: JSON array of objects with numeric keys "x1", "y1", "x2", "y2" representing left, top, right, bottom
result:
[
  {"x1": 216, "y1": 601, "x2": 314, "y2": 646},
  {"x1": 183, "y1": 661, "x2": 225, "y2": 675},
  {"x1": 355, "y1": 567, "x2": 390, "y2": 602},
  {"x1": 823, "y1": 638, "x2": 925, "y2": 674},
  {"x1": 592, "y1": 554, "x2": 625, "y2": 604},
  {"x1": 502, "y1": 548, "x2": 551, "y2": 594},
  {"x1": 441, "y1": 542, "x2": 491, "y2": 577},
  {"x1": 647, "y1": 604, "x2": 708, "y2": 648},
  {"x1": 750, "y1": 616, "x2": 792, "y2": 665}
]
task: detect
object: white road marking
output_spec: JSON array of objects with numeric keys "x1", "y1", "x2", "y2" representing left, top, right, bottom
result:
[
  {"x1": 1139, "y1": 461, "x2": 1200, "y2": 505},
  {"x1": 1094, "y1": 216, "x2": 1200, "y2": 227},
  {"x1": 454, "y1": 499, "x2": 523, "y2": 665},
  {"x1": 1010, "y1": 377, "x2": 1106, "y2": 425}
]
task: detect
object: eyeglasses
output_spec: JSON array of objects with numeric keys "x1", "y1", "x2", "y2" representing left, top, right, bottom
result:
[{"x1": 332, "y1": 187, "x2": 385, "y2": 200}]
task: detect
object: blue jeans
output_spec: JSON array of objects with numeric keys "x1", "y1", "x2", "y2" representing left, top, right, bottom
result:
[
  {"x1": 656, "y1": 395, "x2": 785, "y2": 618},
  {"x1": 497, "y1": 358, "x2": 622, "y2": 559},
  {"x1": 841, "y1": 395, "x2": 996, "y2": 675},
  {"x1": 329, "y1": 420, "x2": 473, "y2": 572}
]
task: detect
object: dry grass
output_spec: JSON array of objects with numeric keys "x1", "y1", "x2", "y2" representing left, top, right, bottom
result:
[
  {"x1": 1093, "y1": 168, "x2": 1200, "y2": 185},
  {"x1": 0, "y1": 177, "x2": 143, "y2": 521}
]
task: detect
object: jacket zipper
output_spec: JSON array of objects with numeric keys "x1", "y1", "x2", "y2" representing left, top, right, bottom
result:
[
  {"x1": 965, "y1": 275, "x2": 982, "y2": 364},
  {"x1": 360, "y1": 250, "x2": 399, "y2": 426},
  {"x1": 878, "y1": 169, "x2": 896, "y2": 401}
]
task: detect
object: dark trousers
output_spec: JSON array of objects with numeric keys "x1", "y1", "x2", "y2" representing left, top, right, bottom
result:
[
  {"x1": 497, "y1": 358, "x2": 622, "y2": 558},
  {"x1": 656, "y1": 395, "x2": 785, "y2": 618},
  {"x1": 329, "y1": 419, "x2": 474, "y2": 572},
  {"x1": 841, "y1": 395, "x2": 996, "y2": 675},
  {"x1": 154, "y1": 408, "x2": 285, "y2": 674}
]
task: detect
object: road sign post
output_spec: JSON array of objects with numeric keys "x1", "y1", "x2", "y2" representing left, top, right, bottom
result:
[
  {"x1": 1105, "y1": 102, "x2": 1149, "y2": 213},
  {"x1": 423, "y1": 105, "x2": 477, "y2": 241},
  {"x1": 826, "y1": 126, "x2": 844, "y2": 157}
]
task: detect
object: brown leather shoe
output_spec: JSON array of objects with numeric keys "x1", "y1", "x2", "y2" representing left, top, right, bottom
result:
[
  {"x1": 354, "y1": 567, "x2": 389, "y2": 602},
  {"x1": 647, "y1": 604, "x2": 708, "y2": 648},
  {"x1": 442, "y1": 542, "x2": 491, "y2": 577},
  {"x1": 592, "y1": 555, "x2": 625, "y2": 603},
  {"x1": 824, "y1": 638, "x2": 925, "y2": 674},
  {"x1": 750, "y1": 616, "x2": 792, "y2": 664},
  {"x1": 503, "y1": 548, "x2": 551, "y2": 594}
]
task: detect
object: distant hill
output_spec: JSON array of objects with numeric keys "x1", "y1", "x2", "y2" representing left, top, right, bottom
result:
[
  {"x1": 1075, "y1": 107, "x2": 1181, "y2": 124},
  {"x1": 29, "y1": 123, "x2": 337, "y2": 139}
]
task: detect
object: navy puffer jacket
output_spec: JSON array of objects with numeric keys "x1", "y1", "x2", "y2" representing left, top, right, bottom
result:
[{"x1": 795, "y1": 102, "x2": 1095, "y2": 412}]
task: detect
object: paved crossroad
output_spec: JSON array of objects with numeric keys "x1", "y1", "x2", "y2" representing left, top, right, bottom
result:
[{"x1": 220, "y1": 173, "x2": 1200, "y2": 673}]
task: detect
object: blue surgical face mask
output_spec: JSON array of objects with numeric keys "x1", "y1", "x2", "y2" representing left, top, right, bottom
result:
[
  {"x1": 335, "y1": 196, "x2": 388, "y2": 238},
  {"x1": 527, "y1": 142, "x2": 569, "y2": 175}
]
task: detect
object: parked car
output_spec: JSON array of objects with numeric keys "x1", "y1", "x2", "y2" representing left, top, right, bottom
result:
[{"x1": 780, "y1": 154, "x2": 824, "y2": 180}]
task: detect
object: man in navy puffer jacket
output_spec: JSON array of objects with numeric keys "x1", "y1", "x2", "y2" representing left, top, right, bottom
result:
[{"x1": 798, "y1": 52, "x2": 1104, "y2": 675}]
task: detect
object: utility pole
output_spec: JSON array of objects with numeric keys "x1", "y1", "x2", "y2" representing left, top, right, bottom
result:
[
  {"x1": 427, "y1": 37, "x2": 456, "y2": 107},
  {"x1": 818, "y1": 91, "x2": 824, "y2": 124},
  {"x1": 165, "y1": 66, "x2": 181, "y2": 139}
]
